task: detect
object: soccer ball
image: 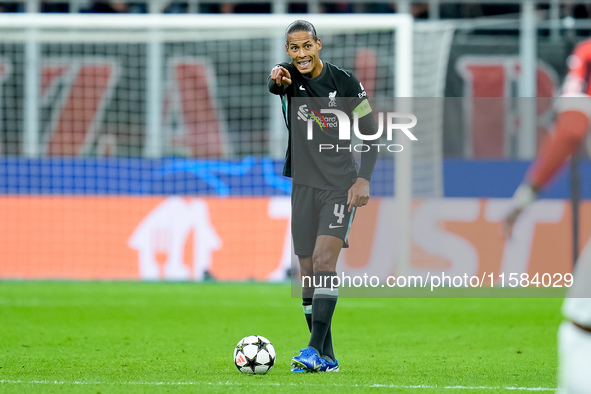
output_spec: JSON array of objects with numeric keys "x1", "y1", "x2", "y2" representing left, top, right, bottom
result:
[{"x1": 233, "y1": 335, "x2": 276, "y2": 375}]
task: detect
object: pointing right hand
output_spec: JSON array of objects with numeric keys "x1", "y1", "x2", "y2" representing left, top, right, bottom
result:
[{"x1": 271, "y1": 66, "x2": 292, "y2": 86}]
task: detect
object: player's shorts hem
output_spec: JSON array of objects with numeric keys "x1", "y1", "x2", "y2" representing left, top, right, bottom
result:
[{"x1": 315, "y1": 232, "x2": 350, "y2": 248}]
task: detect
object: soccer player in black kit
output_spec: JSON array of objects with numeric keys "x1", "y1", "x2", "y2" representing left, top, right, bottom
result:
[{"x1": 268, "y1": 20, "x2": 378, "y2": 372}]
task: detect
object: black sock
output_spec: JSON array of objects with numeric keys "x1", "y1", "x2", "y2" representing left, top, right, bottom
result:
[
  {"x1": 322, "y1": 325, "x2": 335, "y2": 361},
  {"x1": 308, "y1": 272, "x2": 338, "y2": 354},
  {"x1": 302, "y1": 286, "x2": 314, "y2": 332}
]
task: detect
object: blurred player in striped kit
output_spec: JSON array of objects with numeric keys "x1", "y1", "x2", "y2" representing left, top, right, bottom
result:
[{"x1": 504, "y1": 39, "x2": 591, "y2": 394}]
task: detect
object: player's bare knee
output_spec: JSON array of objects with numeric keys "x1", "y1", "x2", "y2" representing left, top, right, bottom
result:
[{"x1": 312, "y1": 251, "x2": 337, "y2": 272}]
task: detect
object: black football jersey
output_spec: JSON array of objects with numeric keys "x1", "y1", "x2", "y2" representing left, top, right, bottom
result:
[{"x1": 268, "y1": 61, "x2": 372, "y2": 190}]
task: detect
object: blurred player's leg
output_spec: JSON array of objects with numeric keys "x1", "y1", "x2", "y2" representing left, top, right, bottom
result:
[
  {"x1": 562, "y1": 235, "x2": 591, "y2": 322},
  {"x1": 558, "y1": 321, "x2": 591, "y2": 393},
  {"x1": 559, "y1": 236, "x2": 591, "y2": 392}
]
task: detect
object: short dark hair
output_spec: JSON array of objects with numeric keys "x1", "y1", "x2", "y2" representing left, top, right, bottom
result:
[{"x1": 285, "y1": 20, "x2": 318, "y2": 44}]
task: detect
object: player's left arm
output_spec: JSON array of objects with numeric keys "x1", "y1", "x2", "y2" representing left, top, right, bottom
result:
[
  {"x1": 504, "y1": 46, "x2": 591, "y2": 236},
  {"x1": 503, "y1": 109, "x2": 589, "y2": 236},
  {"x1": 346, "y1": 78, "x2": 379, "y2": 212}
]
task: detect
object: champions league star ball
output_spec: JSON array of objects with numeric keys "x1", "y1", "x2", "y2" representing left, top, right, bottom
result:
[{"x1": 233, "y1": 335, "x2": 276, "y2": 375}]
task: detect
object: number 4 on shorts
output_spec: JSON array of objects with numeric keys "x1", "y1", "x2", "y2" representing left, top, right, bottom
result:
[{"x1": 333, "y1": 204, "x2": 345, "y2": 224}]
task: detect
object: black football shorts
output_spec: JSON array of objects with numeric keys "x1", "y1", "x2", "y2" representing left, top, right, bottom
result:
[{"x1": 291, "y1": 183, "x2": 356, "y2": 257}]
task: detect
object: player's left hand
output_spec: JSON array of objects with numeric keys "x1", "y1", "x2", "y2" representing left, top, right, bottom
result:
[
  {"x1": 502, "y1": 207, "x2": 523, "y2": 238},
  {"x1": 347, "y1": 178, "x2": 370, "y2": 212},
  {"x1": 502, "y1": 183, "x2": 538, "y2": 238}
]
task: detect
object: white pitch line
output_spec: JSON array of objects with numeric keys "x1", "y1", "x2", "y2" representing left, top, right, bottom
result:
[{"x1": 0, "y1": 379, "x2": 557, "y2": 391}]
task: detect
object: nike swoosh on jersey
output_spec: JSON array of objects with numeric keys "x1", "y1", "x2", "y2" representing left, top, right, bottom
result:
[
  {"x1": 299, "y1": 85, "x2": 305, "y2": 90},
  {"x1": 329, "y1": 223, "x2": 343, "y2": 229}
]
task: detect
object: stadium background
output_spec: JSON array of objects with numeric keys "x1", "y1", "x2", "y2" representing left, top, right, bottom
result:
[
  {"x1": 0, "y1": 1, "x2": 589, "y2": 283},
  {"x1": 0, "y1": 1, "x2": 587, "y2": 392}
]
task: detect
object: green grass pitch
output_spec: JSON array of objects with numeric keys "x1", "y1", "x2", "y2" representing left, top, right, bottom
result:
[{"x1": 0, "y1": 282, "x2": 562, "y2": 393}]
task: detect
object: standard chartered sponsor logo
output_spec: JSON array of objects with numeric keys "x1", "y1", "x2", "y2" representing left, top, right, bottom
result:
[{"x1": 298, "y1": 105, "x2": 417, "y2": 153}]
